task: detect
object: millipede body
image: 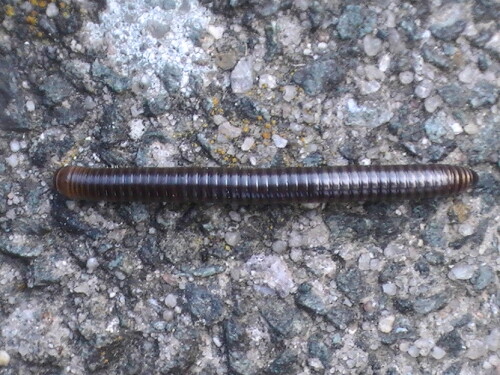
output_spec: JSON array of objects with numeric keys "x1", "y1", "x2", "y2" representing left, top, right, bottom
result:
[{"x1": 53, "y1": 165, "x2": 478, "y2": 203}]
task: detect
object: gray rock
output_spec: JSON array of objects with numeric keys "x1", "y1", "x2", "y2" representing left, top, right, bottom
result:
[
  {"x1": 424, "y1": 112, "x2": 452, "y2": 143},
  {"x1": 260, "y1": 300, "x2": 301, "y2": 338},
  {"x1": 421, "y1": 44, "x2": 451, "y2": 70},
  {"x1": 185, "y1": 284, "x2": 224, "y2": 325},
  {"x1": 335, "y1": 268, "x2": 366, "y2": 303},
  {"x1": 160, "y1": 62, "x2": 183, "y2": 93},
  {"x1": 144, "y1": 95, "x2": 171, "y2": 116},
  {"x1": 325, "y1": 307, "x2": 356, "y2": 330},
  {"x1": 470, "y1": 265, "x2": 494, "y2": 291},
  {"x1": 266, "y1": 349, "x2": 299, "y2": 375},
  {"x1": 292, "y1": 57, "x2": 345, "y2": 96},
  {"x1": 378, "y1": 262, "x2": 404, "y2": 283},
  {"x1": 424, "y1": 251, "x2": 446, "y2": 266},
  {"x1": 189, "y1": 264, "x2": 226, "y2": 278},
  {"x1": 469, "y1": 81, "x2": 499, "y2": 108},
  {"x1": 91, "y1": 62, "x2": 131, "y2": 93},
  {"x1": 413, "y1": 291, "x2": 450, "y2": 315},
  {"x1": 39, "y1": 74, "x2": 76, "y2": 106},
  {"x1": 307, "y1": 334, "x2": 331, "y2": 367},
  {"x1": 379, "y1": 317, "x2": 417, "y2": 344},
  {"x1": 436, "y1": 329, "x2": 465, "y2": 357},
  {"x1": 345, "y1": 99, "x2": 393, "y2": 128},
  {"x1": 430, "y1": 20, "x2": 467, "y2": 41},
  {"x1": 437, "y1": 84, "x2": 468, "y2": 108},
  {"x1": 337, "y1": 5, "x2": 377, "y2": 40},
  {"x1": 0, "y1": 236, "x2": 44, "y2": 258},
  {"x1": 295, "y1": 282, "x2": 327, "y2": 315}
]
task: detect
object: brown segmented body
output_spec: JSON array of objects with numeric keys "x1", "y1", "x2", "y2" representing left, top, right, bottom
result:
[{"x1": 53, "y1": 165, "x2": 478, "y2": 203}]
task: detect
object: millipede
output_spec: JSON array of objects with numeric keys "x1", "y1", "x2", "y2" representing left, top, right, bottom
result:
[{"x1": 53, "y1": 165, "x2": 478, "y2": 203}]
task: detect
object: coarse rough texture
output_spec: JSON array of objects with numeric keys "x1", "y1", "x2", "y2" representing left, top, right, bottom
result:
[{"x1": 0, "y1": 0, "x2": 498, "y2": 374}]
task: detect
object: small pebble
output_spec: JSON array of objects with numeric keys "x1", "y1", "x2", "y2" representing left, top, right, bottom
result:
[
  {"x1": 415, "y1": 80, "x2": 433, "y2": 99},
  {"x1": 272, "y1": 240, "x2": 287, "y2": 254},
  {"x1": 231, "y1": 57, "x2": 253, "y2": 94},
  {"x1": 9, "y1": 140, "x2": 21, "y2": 152},
  {"x1": 163, "y1": 310, "x2": 174, "y2": 322},
  {"x1": 282, "y1": 85, "x2": 297, "y2": 102},
  {"x1": 218, "y1": 122, "x2": 242, "y2": 139},
  {"x1": 466, "y1": 339, "x2": 488, "y2": 360},
  {"x1": 424, "y1": 95, "x2": 442, "y2": 113},
  {"x1": 431, "y1": 346, "x2": 446, "y2": 360},
  {"x1": 407, "y1": 345, "x2": 420, "y2": 358},
  {"x1": 224, "y1": 231, "x2": 241, "y2": 247},
  {"x1": 365, "y1": 65, "x2": 384, "y2": 81},
  {"x1": 241, "y1": 137, "x2": 255, "y2": 151},
  {"x1": 449, "y1": 263, "x2": 475, "y2": 280},
  {"x1": 0, "y1": 350, "x2": 9, "y2": 367},
  {"x1": 207, "y1": 25, "x2": 225, "y2": 39},
  {"x1": 360, "y1": 80, "x2": 381, "y2": 94},
  {"x1": 378, "y1": 315, "x2": 395, "y2": 333},
  {"x1": 259, "y1": 74, "x2": 277, "y2": 89},
  {"x1": 272, "y1": 134, "x2": 288, "y2": 148},
  {"x1": 164, "y1": 294, "x2": 177, "y2": 308},
  {"x1": 86, "y1": 257, "x2": 99, "y2": 273},
  {"x1": 26, "y1": 100, "x2": 35, "y2": 112},
  {"x1": 399, "y1": 71, "x2": 414, "y2": 85},
  {"x1": 363, "y1": 35, "x2": 382, "y2": 57},
  {"x1": 46, "y1": 2, "x2": 59, "y2": 17},
  {"x1": 382, "y1": 282, "x2": 397, "y2": 296}
]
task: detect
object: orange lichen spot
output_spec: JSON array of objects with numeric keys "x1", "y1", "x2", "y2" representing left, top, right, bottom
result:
[
  {"x1": 271, "y1": 119, "x2": 277, "y2": 125},
  {"x1": 242, "y1": 124, "x2": 249, "y2": 133},
  {"x1": 5, "y1": 5, "x2": 15, "y2": 17},
  {"x1": 59, "y1": 1, "x2": 67, "y2": 9},
  {"x1": 264, "y1": 122, "x2": 272, "y2": 129},
  {"x1": 231, "y1": 157, "x2": 238, "y2": 163},
  {"x1": 224, "y1": 245, "x2": 231, "y2": 251},
  {"x1": 26, "y1": 14, "x2": 38, "y2": 25},
  {"x1": 256, "y1": 115, "x2": 263, "y2": 121},
  {"x1": 262, "y1": 132, "x2": 271, "y2": 139},
  {"x1": 211, "y1": 97, "x2": 219, "y2": 107}
]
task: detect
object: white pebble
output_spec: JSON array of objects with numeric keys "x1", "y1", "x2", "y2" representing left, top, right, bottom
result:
[
  {"x1": 259, "y1": 74, "x2": 277, "y2": 89},
  {"x1": 378, "y1": 315, "x2": 395, "y2": 333},
  {"x1": 382, "y1": 282, "x2": 397, "y2": 296},
  {"x1": 424, "y1": 95, "x2": 442, "y2": 113},
  {"x1": 458, "y1": 65, "x2": 478, "y2": 84},
  {"x1": 164, "y1": 294, "x2": 177, "y2": 308},
  {"x1": 360, "y1": 80, "x2": 381, "y2": 94},
  {"x1": 128, "y1": 119, "x2": 145, "y2": 141},
  {"x1": 225, "y1": 231, "x2": 241, "y2": 247},
  {"x1": 450, "y1": 122, "x2": 463, "y2": 134},
  {"x1": 241, "y1": 137, "x2": 255, "y2": 151},
  {"x1": 272, "y1": 240, "x2": 287, "y2": 253},
  {"x1": 46, "y1": 2, "x2": 59, "y2": 17},
  {"x1": 272, "y1": 134, "x2": 288, "y2": 148},
  {"x1": 399, "y1": 71, "x2": 414, "y2": 85},
  {"x1": 9, "y1": 140, "x2": 21, "y2": 152},
  {"x1": 0, "y1": 350, "x2": 9, "y2": 367},
  {"x1": 378, "y1": 54, "x2": 391, "y2": 72},
  {"x1": 207, "y1": 25, "x2": 225, "y2": 39},
  {"x1": 5, "y1": 154, "x2": 19, "y2": 168},
  {"x1": 415, "y1": 80, "x2": 433, "y2": 99},
  {"x1": 365, "y1": 65, "x2": 384, "y2": 81},
  {"x1": 466, "y1": 339, "x2": 488, "y2": 359},
  {"x1": 431, "y1": 346, "x2": 446, "y2": 360},
  {"x1": 86, "y1": 257, "x2": 99, "y2": 273},
  {"x1": 407, "y1": 345, "x2": 420, "y2": 358},
  {"x1": 289, "y1": 248, "x2": 303, "y2": 262},
  {"x1": 363, "y1": 35, "x2": 382, "y2": 57},
  {"x1": 449, "y1": 263, "x2": 475, "y2": 280},
  {"x1": 231, "y1": 57, "x2": 254, "y2": 94},
  {"x1": 26, "y1": 100, "x2": 35, "y2": 112},
  {"x1": 218, "y1": 122, "x2": 242, "y2": 139},
  {"x1": 213, "y1": 336, "x2": 223, "y2": 347},
  {"x1": 283, "y1": 85, "x2": 297, "y2": 102}
]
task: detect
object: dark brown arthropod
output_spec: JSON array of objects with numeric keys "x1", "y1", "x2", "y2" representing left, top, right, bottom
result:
[{"x1": 53, "y1": 164, "x2": 478, "y2": 203}]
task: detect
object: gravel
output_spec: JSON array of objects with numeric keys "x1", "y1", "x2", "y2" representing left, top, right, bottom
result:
[{"x1": 0, "y1": 0, "x2": 498, "y2": 374}]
